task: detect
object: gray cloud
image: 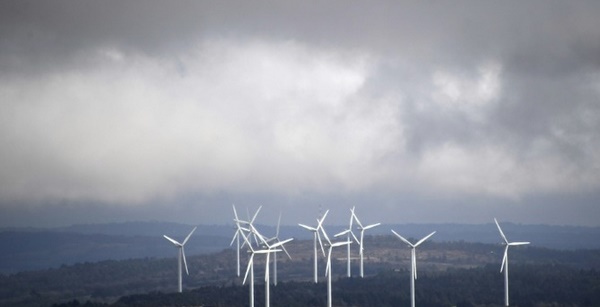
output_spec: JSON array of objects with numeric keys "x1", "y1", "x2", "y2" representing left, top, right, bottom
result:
[{"x1": 1, "y1": 1, "x2": 600, "y2": 227}]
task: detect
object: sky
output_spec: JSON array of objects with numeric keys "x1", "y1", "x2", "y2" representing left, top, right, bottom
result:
[{"x1": 1, "y1": 1, "x2": 599, "y2": 228}]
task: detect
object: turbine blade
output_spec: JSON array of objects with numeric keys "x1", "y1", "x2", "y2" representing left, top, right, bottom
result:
[
  {"x1": 319, "y1": 210, "x2": 330, "y2": 224},
  {"x1": 251, "y1": 206, "x2": 262, "y2": 223},
  {"x1": 182, "y1": 247, "x2": 189, "y2": 275},
  {"x1": 233, "y1": 218, "x2": 250, "y2": 225},
  {"x1": 230, "y1": 230, "x2": 239, "y2": 247},
  {"x1": 391, "y1": 230, "x2": 414, "y2": 247},
  {"x1": 415, "y1": 231, "x2": 436, "y2": 247},
  {"x1": 250, "y1": 224, "x2": 268, "y2": 246},
  {"x1": 232, "y1": 204, "x2": 239, "y2": 220},
  {"x1": 320, "y1": 226, "x2": 331, "y2": 245},
  {"x1": 500, "y1": 245, "x2": 508, "y2": 272},
  {"x1": 509, "y1": 242, "x2": 530, "y2": 246},
  {"x1": 317, "y1": 231, "x2": 326, "y2": 257},
  {"x1": 241, "y1": 231, "x2": 254, "y2": 252},
  {"x1": 270, "y1": 238, "x2": 293, "y2": 249},
  {"x1": 331, "y1": 241, "x2": 352, "y2": 247},
  {"x1": 352, "y1": 210, "x2": 363, "y2": 228},
  {"x1": 182, "y1": 226, "x2": 197, "y2": 245},
  {"x1": 281, "y1": 243, "x2": 292, "y2": 260},
  {"x1": 351, "y1": 231, "x2": 360, "y2": 245},
  {"x1": 335, "y1": 229, "x2": 350, "y2": 237},
  {"x1": 363, "y1": 222, "x2": 381, "y2": 230},
  {"x1": 276, "y1": 212, "x2": 282, "y2": 237},
  {"x1": 163, "y1": 235, "x2": 181, "y2": 246},
  {"x1": 254, "y1": 249, "x2": 280, "y2": 254},
  {"x1": 494, "y1": 218, "x2": 509, "y2": 244},
  {"x1": 243, "y1": 254, "x2": 254, "y2": 285},
  {"x1": 298, "y1": 223, "x2": 316, "y2": 231}
]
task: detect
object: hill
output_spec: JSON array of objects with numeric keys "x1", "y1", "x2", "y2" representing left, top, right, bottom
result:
[
  {"x1": 1, "y1": 236, "x2": 599, "y2": 306},
  {"x1": 1, "y1": 221, "x2": 599, "y2": 274}
]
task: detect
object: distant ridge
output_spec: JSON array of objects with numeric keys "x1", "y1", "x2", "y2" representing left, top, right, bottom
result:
[{"x1": 1, "y1": 221, "x2": 599, "y2": 274}]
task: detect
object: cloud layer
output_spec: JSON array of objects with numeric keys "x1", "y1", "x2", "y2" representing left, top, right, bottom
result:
[{"x1": 1, "y1": 1, "x2": 600, "y2": 226}]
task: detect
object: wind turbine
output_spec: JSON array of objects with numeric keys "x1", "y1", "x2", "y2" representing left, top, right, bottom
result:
[
  {"x1": 323, "y1": 225, "x2": 352, "y2": 307},
  {"x1": 230, "y1": 205, "x2": 250, "y2": 277},
  {"x1": 352, "y1": 207, "x2": 381, "y2": 278},
  {"x1": 234, "y1": 206, "x2": 266, "y2": 248},
  {"x1": 334, "y1": 206, "x2": 359, "y2": 277},
  {"x1": 391, "y1": 229, "x2": 436, "y2": 307},
  {"x1": 267, "y1": 212, "x2": 292, "y2": 286},
  {"x1": 163, "y1": 226, "x2": 197, "y2": 293},
  {"x1": 242, "y1": 233, "x2": 273, "y2": 307},
  {"x1": 298, "y1": 209, "x2": 329, "y2": 283},
  {"x1": 263, "y1": 237, "x2": 293, "y2": 307},
  {"x1": 494, "y1": 218, "x2": 530, "y2": 307}
]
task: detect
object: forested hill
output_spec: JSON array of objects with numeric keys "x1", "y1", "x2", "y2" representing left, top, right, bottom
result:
[
  {"x1": 1, "y1": 221, "x2": 599, "y2": 273},
  {"x1": 110, "y1": 265, "x2": 600, "y2": 307},
  {"x1": 1, "y1": 238, "x2": 598, "y2": 307}
]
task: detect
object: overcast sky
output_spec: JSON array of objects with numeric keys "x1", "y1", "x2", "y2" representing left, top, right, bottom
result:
[{"x1": 1, "y1": 1, "x2": 599, "y2": 228}]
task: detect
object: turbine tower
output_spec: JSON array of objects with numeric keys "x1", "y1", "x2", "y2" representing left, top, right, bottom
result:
[
  {"x1": 298, "y1": 209, "x2": 329, "y2": 283},
  {"x1": 163, "y1": 226, "x2": 197, "y2": 293},
  {"x1": 334, "y1": 206, "x2": 359, "y2": 277},
  {"x1": 391, "y1": 229, "x2": 436, "y2": 307},
  {"x1": 242, "y1": 238, "x2": 272, "y2": 307},
  {"x1": 352, "y1": 207, "x2": 380, "y2": 278},
  {"x1": 266, "y1": 212, "x2": 292, "y2": 286},
  {"x1": 263, "y1": 237, "x2": 293, "y2": 307},
  {"x1": 494, "y1": 218, "x2": 530, "y2": 307},
  {"x1": 230, "y1": 205, "x2": 250, "y2": 277},
  {"x1": 322, "y1": 225, "x2": 352, "y2": 307}
]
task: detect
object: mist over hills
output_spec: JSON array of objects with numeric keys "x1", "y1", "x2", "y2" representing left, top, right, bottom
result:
[{"x1": 1, "y1": 221, "x2": 599, "y2": 274}]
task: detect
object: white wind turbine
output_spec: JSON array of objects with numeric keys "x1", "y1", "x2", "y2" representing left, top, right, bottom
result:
[
  {"x1": 266, "y1": 212, "x2": 292, "y2": 286},
  {"x1": 263, "y1": 237, "x2": 294, "y2": 307},
  {"x1": 494, "y1": 218, "x2": 530, "y2": 307},
  {"x1": 163, "y1": 226, "x2": 197, "y2": 293},
  {"x1": 352, "y1": 207, "x2": 381, "y2": 278},
  {"x1": 322, "y1": 225, "x2": 352, "y2": 307},
  {"x1": 334, "y1": 207, "x2": 359, "y2": 277},
  {"x1": 391, "y1": 229, "x2": 436, "y2": 307},
  {"x1": 298, "y1": 210, "x2": 329, "y2": 283},
  {"x1": 242, "y1": 232, "x2": 274, "y2": 307},
  {"x1": 234, "y1": 206, "x2": 266, "y2": 249},
  {"x1": 230, "y1": 205, "x2": 250, "y2": 277}
]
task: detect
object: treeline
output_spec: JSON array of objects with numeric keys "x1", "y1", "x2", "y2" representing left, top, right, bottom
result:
[
  {"x1": 2, "y1": 240, "x2": 600, "y2": 306},
  {"x1": 54, "y1": 264, "x2": 600, "y2": 307}
]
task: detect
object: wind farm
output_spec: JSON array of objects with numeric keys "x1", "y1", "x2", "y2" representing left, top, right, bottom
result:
[
  {"x1": 144, "y1": 207, "x2": 588, "y2": 307},
  {"x1": 6, "y1": 216, "x2": 600, "y2": 307},
  {"x1": 3, "y1": 1, "x2": 599, "y2": 306}
]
